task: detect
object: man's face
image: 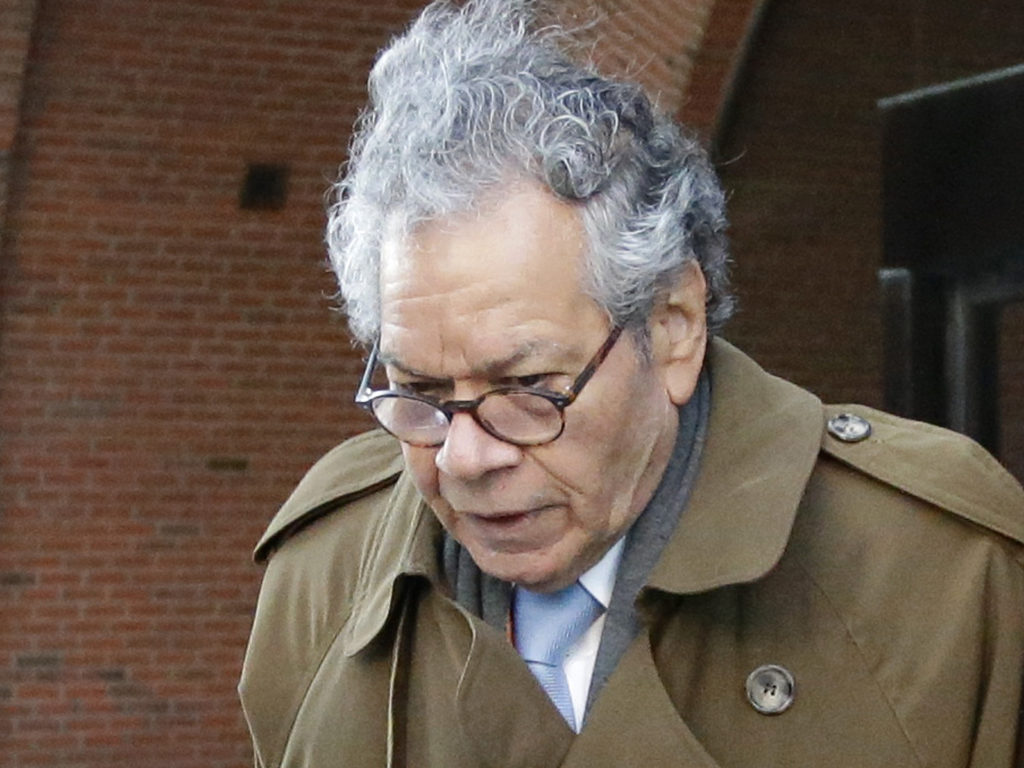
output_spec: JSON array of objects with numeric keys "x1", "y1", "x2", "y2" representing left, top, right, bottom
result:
[{"x1": 378, "y1": 184, "x2": 687, "y2": 592}]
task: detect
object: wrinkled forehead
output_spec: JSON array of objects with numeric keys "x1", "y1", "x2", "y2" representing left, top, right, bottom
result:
[
  {"x1": 379, "y1": 181, "x2": 588, "y2": 294},
  {"x1": 376, "y1": 183, "x2": 609, "y2": 371}
]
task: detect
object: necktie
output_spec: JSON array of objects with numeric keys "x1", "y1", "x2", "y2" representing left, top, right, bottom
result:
[{"x1": 513, "y1": 581, "x2": 603, "y2": 730}]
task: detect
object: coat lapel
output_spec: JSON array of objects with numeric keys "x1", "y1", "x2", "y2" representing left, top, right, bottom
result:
[
  {"x1": 455, "y1": 606, "x2": 575, "y2": 768},
  {"x1": 567, "y1": 625, "x2": 722, "y2": 767}
]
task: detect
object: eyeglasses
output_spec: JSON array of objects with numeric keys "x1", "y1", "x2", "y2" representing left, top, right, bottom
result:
[{"x1": 355, "y1": 326, "x2": 623, "y2": 447}]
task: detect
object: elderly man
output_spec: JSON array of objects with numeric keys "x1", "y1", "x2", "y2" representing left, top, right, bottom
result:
[{"x1": 239, "y1": 1, "x2": 1024, "y2": 766}]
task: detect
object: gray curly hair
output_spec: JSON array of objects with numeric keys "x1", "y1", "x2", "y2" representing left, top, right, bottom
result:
[{"x1": 327, "y1": 0, "x2": 734, "y2": 345}]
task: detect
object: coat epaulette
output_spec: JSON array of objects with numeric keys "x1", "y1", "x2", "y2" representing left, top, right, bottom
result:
[
  {"x1": 254, "y1": 429, "x2": 404, "y2": 562},
  {"x1": 819, "y1": 405, "x2": 1024, "y2": 546}
]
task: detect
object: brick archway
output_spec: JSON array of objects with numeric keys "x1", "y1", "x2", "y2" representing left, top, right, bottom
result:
[{"x1": 682, "y1": 0, "x2": 768, "y2": 141}]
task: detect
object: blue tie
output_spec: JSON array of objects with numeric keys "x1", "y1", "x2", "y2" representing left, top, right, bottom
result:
[{"x1": 513, "y1": 582, "x2": 603, "y2": 730}]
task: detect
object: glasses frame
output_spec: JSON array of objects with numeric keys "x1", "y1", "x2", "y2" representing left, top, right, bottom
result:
[{"x1": 354, "y1": 325, "x2": 624, "y2": 447}]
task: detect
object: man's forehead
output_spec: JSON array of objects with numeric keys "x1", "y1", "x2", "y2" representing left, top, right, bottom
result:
[
  {"x1": 380, "y1": 181, "x2": 583, "y2": 257},
  {"x1": 375, "y1": 181, "x2": 608, "y2": 378}
]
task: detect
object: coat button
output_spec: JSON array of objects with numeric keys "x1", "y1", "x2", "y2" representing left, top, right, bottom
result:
[
  {"x1": 827, "y1": 412, "x2": 872, "y2": 443},
  {"x1": 746, "y1": 664, "x2": 795, "y2": 715}
]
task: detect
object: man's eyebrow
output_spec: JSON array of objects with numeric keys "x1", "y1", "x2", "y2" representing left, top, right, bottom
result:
[
  {"x1": 375, "y1": 354, "x2": 440, "y2": 379},
  {"x1": 378, "y1": 339, "x2": 570, "y2": 379}
]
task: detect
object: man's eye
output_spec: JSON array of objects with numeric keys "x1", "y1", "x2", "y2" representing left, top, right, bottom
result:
[
  {"x1": 507, "y1": 373, "x2": 568, "y2": 391},
  {"x1": 512, "y1": 374, "x2": 549, "y2": 388},
  {"x1": 396, "y1": 381, "x2": 447, "y2": 398}
]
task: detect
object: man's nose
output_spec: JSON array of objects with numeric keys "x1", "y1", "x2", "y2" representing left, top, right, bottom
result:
[{"x1": 434, "y1": 411, "x2": 522, "y2": 480}]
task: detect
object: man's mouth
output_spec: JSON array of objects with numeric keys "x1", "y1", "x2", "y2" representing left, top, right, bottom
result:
[
  {"x1": 441, "y1": 502, "x2": 570, "y2": 558},
  {"x1": 468, "y1": 509, "x2": 534, "y2": 525},
  {"x1": 455, "y1": 509, "x2": 551, "y2": 552},
  {"x1": 459, "y1": 501, "x2": 561, "y2": 520},
  {"x1": 456, "y1": 504, "x2": 564, "y2": 534}
]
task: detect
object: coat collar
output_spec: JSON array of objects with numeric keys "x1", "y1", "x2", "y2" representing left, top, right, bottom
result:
[
  {"x1": 342, "y1": 338, "x2": 825, "y2": 654},
  {"x1": 646, "y1": 338, "x2": 823, "y2": 595},
  {"x1": 340, "y1": 470, "x2": 441, "y2": 656}
]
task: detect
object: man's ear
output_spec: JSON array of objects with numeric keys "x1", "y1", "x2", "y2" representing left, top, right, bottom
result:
[{"x1": 649, "y1": 261, "x2": 708, "y2": 406}]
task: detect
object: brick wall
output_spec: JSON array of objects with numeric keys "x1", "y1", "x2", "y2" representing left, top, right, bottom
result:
[
  {"x1": 583, "y1": 0, "x2": 712, "y2": 112},
  {"x1": 0, "y1": 0, "x2": 38, "y2": 232},
  {"x1": 0, "y1": 2, "x2": 425, "y2": 765},
  {"x1": 683, "y1": 0, "x2": 762, "y2": 133},
  {"x1": 0, "y1": 2, "x2": 714, "y2": 766}
]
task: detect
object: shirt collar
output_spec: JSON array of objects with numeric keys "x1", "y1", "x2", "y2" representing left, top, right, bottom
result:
[{"x1": 578, "y1": 537, "x2": 625, "y2": 609}]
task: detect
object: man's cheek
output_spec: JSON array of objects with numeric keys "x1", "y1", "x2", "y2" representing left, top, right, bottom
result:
[{"x1": 402, "y1": 445, "x2": 442, "y2": 497}]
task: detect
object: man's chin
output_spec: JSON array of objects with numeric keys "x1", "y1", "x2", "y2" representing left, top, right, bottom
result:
[{"x1": 467, "y1": 546, "x2": 581, "y2": 593}]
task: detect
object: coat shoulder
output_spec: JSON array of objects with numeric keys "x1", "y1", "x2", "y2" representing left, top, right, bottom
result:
[
  {"x1": 820, "y1": 404, "x2": 1024, "y2": 547},
  {"x1": 254, "y1": 429, "x2": 405, "y2": 562}
]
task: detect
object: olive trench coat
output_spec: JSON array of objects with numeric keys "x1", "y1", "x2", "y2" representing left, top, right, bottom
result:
[{"x1": 239, "y1": 340, "x2": 1024, "y2": 768}]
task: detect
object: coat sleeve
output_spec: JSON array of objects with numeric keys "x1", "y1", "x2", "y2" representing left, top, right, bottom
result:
[
  {"x1": 819, "y1": 405, "x2": 1024, "y2": 767},
  {"x1": 969, "y1": 550, "x2": 1024, "y2": 767}
]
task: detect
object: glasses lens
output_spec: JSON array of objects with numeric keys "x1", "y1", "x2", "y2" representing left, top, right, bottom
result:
[
  {"x1": 371, "y1": 395, "x2": 448, "y2": 446},
  {"x1": 477, "y1": 392, "x2": 563, "y2": 445}
]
